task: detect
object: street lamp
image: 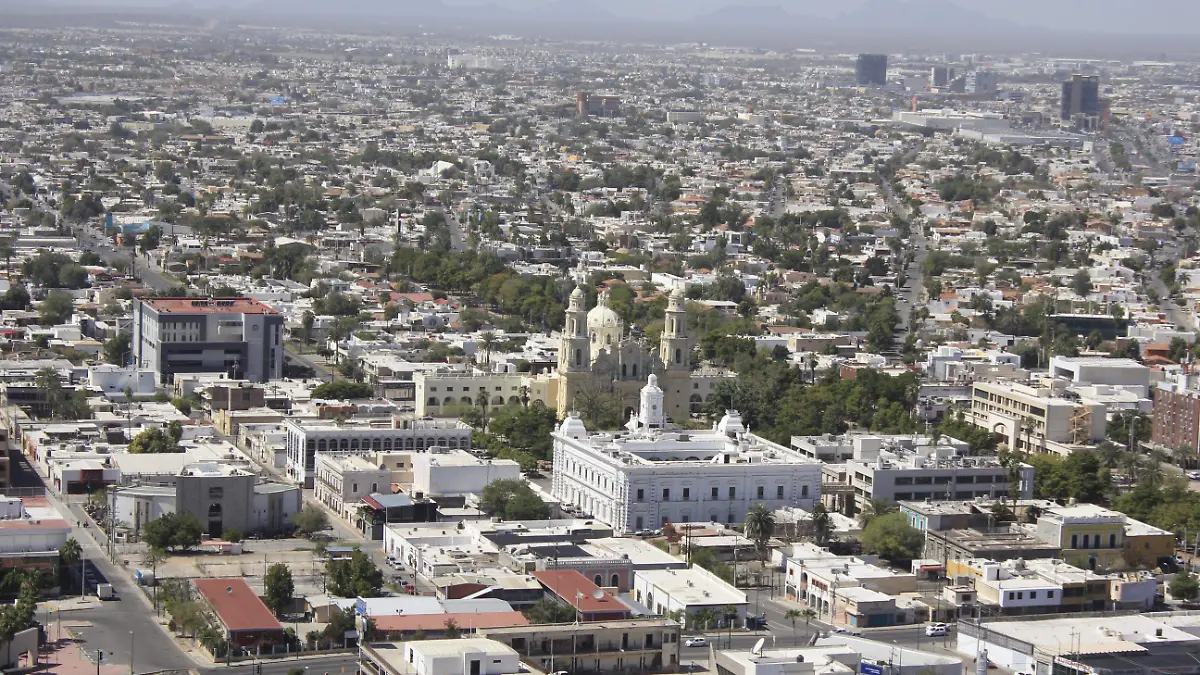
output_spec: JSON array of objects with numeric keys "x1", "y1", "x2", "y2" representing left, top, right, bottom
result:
[{"x1": 130, "y1": 631, "x2": 135, "y2": 675}]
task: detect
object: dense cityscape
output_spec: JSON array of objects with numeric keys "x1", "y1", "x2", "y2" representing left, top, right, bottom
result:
[{"x1": 1, "y1": 12, "x2": 1200, "y2": 675}]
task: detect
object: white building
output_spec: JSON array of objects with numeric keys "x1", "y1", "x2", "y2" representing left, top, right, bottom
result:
[
  {"x1": 315, "y1": 453, "x2": 393, "y2": 520},
  {"x1": 632, "y1": 566, "x2": 747, "y2": 625},
  {"x1": 362, "y1": 637, "x2": 520, "y2": 675},
  {"x1": 552, "y1": 376, "x2": 821, "y2": 534},
  {"x1": 284, "y1": 418, "x2": 472, "y2": 488},
  {"x1": 410, "y1": 449, "x2": 521, "y2": 498}
]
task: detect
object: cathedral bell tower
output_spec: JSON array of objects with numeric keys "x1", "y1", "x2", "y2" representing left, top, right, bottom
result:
[
  {"x1": 659, "y1": 287, "x2": 691, "y2": 371},
  {"x1": 558, "y1": 286, "x2": 590, "y2": 417},
  {"x1": 560, "y1": 286, "x2": 590, "y2": 373}
]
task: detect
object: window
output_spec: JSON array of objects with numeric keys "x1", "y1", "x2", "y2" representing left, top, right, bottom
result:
[
  {"x1": 1008, "y1": 592, "x2": 1015, "y2": 600},
  {"x1": 352, "y1": 483, "x2": 358, "y2": 492},
  {"x1": 208, "y1": 487, "x2": 224, "y2": 498},
  {"x1": 802, "y1": 485, "x2": 809, "y2": 498},
  {"x1": 729, "y1": 486, "x2": 736, "y2": 499},
  {"x1": 712, "y1": 487, "x2": 719, "y2": 499},
  {"x1": 662, "y1": 488, "x2": 670, "y2": 501},
  {"x1": 637, "y1": 489, "x2": 644, "y2": 502},
  {"x1": 683, "y1": 487, "x2": 690, "y2": 501},
  {"x1": 1017, "y1": 592, "x2": 1024, "y2": 599},
  {"x1": 595, "y1": 575, "x2": 603, "y2": 586},
  {"x1": 777, "y1": 486, "x2": 784, "y2": 499},
  {"x1": 1030, "y1": 592, "x2": 1037, "y2": 599},
  {"x1": 635, "y1": 517, "x2": 644, "y2": 530},
  {"x1": 1047, "y1": 590, "x2": 1054, "y2": 598},
  {"x1": 757, "y1": 486, "x2": 765, "y2": 499},
  {"x1": 1109, "y1": 534, "x2": 1117, "y2": 548},
  {"x1": 1071, "y1": 534, "x2": 1078, "y2": 549}
]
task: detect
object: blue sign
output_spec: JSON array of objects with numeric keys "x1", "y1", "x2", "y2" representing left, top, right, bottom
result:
[
  {"x1": 1169, "y1": 136, "x2": 1185, "y2": 145},
  {"x1": 862, "y1": 664, "x2": 884, "y2": 675},
  {"x1": 269, "y1": 95, "x2": 287, "y2": 106},
  {"x1": 105, "y1": 213, "x2": 113, "y2": 231},
  {"x1": 1179, "y1": 161, "x2": 1197, "y2": 173}
]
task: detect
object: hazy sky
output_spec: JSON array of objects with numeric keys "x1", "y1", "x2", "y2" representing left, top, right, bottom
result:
[{"x1": 44, "y1": 0, "x2": 1200, "y2": 35}]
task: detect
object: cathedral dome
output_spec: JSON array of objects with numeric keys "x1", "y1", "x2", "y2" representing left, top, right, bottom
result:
[{"x1": 587, "y1": 290, "x2": 624, "y2": 345}]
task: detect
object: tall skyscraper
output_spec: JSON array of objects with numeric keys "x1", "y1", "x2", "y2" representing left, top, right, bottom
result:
[
  {"x1": 856, "y1": 54, "x2": 888, "y2": 86},
  {"x1": 1061, "y1": 74, "x2": 1100, "y2": 120}
]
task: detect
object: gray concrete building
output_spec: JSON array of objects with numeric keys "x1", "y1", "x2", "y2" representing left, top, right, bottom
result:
[{"x1": 132, "y1": 297, "x2": 284, "y2": 384}]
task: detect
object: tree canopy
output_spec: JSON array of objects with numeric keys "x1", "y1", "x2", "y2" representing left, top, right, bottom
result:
[
  {"x1": 860, "y1": 512, "x2": 923, "y2": 563},
  {"x1": 480, "y1": 479, "x2": 550, "y2": 521},
  {"x1": 143, "y1": 511, "x2": 203, "y2": 551},
  {"x1": 326, "y1": 550, "x2": 383, "y2": 598},
  {"x1": 311, "y1": 380, "x2": 373, "y2": 400}
]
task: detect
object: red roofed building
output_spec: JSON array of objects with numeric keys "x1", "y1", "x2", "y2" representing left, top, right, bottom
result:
[
  {"x1": 133, "y1": 297, "x2": 284, "y2": 383},
  {"x1": 532, "y1": 570, "x2": 631, "y2": 622},
  {"x1": 194, "y1": 578, "x2": 285, "y2": 649}
]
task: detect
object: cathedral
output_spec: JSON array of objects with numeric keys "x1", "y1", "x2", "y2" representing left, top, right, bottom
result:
[{"x1": 556, "y1": 286, "x2": 735, "y2": 423}]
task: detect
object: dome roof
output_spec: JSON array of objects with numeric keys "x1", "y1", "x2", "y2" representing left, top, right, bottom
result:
[{"x1": 587, "y1": 290, "x2": 624, "y2": 334}]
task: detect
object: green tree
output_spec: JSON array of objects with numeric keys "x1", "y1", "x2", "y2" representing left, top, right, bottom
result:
[
  {"x1": 743, "y1": 504, "x2": 776, "y2": 563},
  {"x1": 263, "y1": 563, "x2": 294, "y2": 617},
  {"x1": 326, "y1": 550, "x2": 383, "y2": 597},
  {"x1": 39, "y1": 290, "x2": 75, "y2": 324},
  {"x1": 104, "y1": 331, "x2": 131, "y2": 366},
  {"x1": 480, "y1": 479, "x2": 550, "y2": 520},
  {"x1": 523, "y1": 598, "x2": 577, "y2": 624},
  {"x1": 860, "y1": 512, "x2": 923, "y2": 563},
  {"x1": 1071, "y1": 269, "x2": 1093, "y2": 297},
  {"x1": 292, "y1": 504, "x2": 329, "y2": 538},
  {"x1": 310, "y1": 381, "x2": 373, "y2": 400},
  {"x1": 857, "y1": 498, "x2": 896, "y2": 528},
  {"x1": 142, "y1": 512, "x2": 203, "y2": 551},
  {"x1": 808, "y1": 503, "x2": 833, "y2": 546},
  {"x1": 443, "y1": 618, "x2": 462, "y2": 638},
  {"x1": 59, "y1": 538, "x2": 82, "y2": 567},
  {"x1": 128, "y1": 427, "x2": 183, "y2": 454},
  {"x1": 1171, "y1": 570, "x2": 1200, "y2": 601}
]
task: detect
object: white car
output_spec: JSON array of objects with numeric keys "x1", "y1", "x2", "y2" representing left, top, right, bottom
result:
[
  {"x1": 684, "y1": 637, "x2": 708, "y2": 648},
  {"x1": 925, "y1": 623, "x2": 949, "y2": 637},
  {"x1": 833, "y1": 627, "x2": 863, "y2": 636},
  {"x1": 1188, "y1": 471, "x2": 1200, "y2": 481}
]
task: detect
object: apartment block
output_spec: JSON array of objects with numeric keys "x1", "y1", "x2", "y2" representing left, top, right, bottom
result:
[
  {"x1": 479, "y1": 619, "x2": 682, "y2": 674},
  {"x1": 969, "y1": 380, "x2": 1106, "y2": 455},
  {"x1": 132, "y1": 297, "x2": 284, "y2": 384}
]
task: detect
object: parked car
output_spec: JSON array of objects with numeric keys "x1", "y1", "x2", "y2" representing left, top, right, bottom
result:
[
  {"x1": 926, "y1": 623, "x2": 949, "y2": 637},
  {"x1": 684, "y1": 637, "x2": 708, "y2": 648},
  {"x1": 832, "y1": 627, "x2": 863, "y2": 636},
  {"x1": 1188, "y1": 471, "x2": 1200, "y2": 481}
]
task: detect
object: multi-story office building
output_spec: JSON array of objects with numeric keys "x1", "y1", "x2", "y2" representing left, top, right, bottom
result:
[
  {"x1": 1061, "y1": 74, "x2": 1100, "y2": 120},
  {"x1": 855, "y1": 54, "x2": 888, "y2": 86},
  {"x1": 964, "y1": 70, "x2": 999, "y2": 94},
  {"x1": 132, "y1": 298, "x2": 284, "y2": 384},
  {"x1": 552, "y1": 376, "x2": 820, "y2": 534},
  {"x1": 818, "y1": 434, "x2": 1032, "y2": 516},
  {"x1": 284, "y1": 418, "x2": 472, "y2": 488},
  {"x1": 968, "y1": 380, "x2": 1106, "y2": 455}
]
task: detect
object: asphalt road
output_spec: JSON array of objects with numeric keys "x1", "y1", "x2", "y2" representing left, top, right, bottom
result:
[{"x1": 76, "y1": 222, "x2": 179, "y2": 293}]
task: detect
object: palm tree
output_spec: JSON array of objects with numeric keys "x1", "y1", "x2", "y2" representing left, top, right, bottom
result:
[
  {"x1": 857, "y1": 498, "x2": 896, "y2": 528},
  {"x1": 475, "y1": 387, "x2": 490, "y2": 432},
  {"x1": 801, "y1": 607, "x2": 817, "y2": 640},
  {"x1": 301, "y1": 310, "x2": 315, "y2": 345},
  {"x1": 479, "y1": 331, "x2": 497, "y2": 366},
  {"x1": 519, "y1": 385, "x2": 530, "y2": 408},
  {"x1": 784, "y1": 609, "x2": 803, "y2": 645},
  {"x1": 743, "y1": 504, "x2": 777, "y2": 566}
]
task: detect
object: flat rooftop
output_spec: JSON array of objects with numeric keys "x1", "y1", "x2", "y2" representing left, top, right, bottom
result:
[{"x1": 140, "y1": 297, "x2": 279, "y2": 315}]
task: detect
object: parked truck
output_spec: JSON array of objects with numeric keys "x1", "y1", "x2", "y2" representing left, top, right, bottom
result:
[{"x1": 95, "y1": 583, "x2": 116, "y2": 600}]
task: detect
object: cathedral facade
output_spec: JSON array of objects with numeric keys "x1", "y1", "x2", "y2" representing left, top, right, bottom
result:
[{"x1": 556, "y1": 286, "x2": 734, "y2": 423}]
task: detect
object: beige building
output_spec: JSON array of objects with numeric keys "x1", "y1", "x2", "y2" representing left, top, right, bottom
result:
[
  {"x1": 557, "y1": 287, "x2": 733, "y2": 423},
  {"x1": 479, "y1": 619, "x2": 681, "y2": 674},
  {"x1": 968, "y1": 380, "x2": 1106, "y2": 455}
]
